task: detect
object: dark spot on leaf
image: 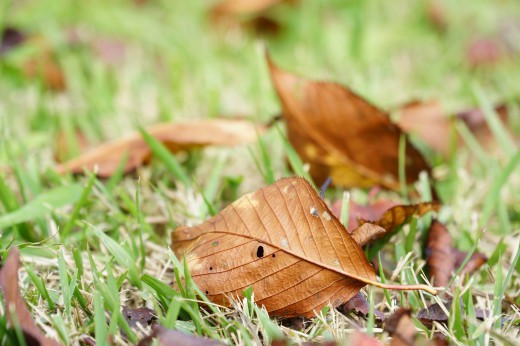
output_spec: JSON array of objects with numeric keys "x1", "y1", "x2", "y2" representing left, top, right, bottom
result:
[
  {"x1": 205, "y1": 290, "x2": 209, "y2": 294},
  {"x1": 257, "y1": 246, "x2": 264, "y2": 258},
  {"x1": 209, "y1": 266, "x2": 213, "y2": 271},
  {"x1": 272, "y1": 253, "x2": 276, "y2": 258}
]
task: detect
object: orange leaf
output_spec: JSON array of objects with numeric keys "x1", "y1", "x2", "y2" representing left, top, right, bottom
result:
[
  {"x1": 56, "y1": 118, "x2": 266, "y2": 177},
  {"x1": 266, "y1": 54, "x2": 431, "y2": 191},
  {"x1": 171, "y1": 178, "x2": 436, "y2": 318}
]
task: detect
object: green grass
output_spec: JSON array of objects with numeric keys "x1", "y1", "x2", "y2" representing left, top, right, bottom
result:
[{"x1": 1, "y1": 0, "x2": 520, "y2": 345}]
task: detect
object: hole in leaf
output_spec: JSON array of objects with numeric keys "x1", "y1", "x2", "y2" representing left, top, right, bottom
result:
[
  {"x1": 257, "y1": 246, "x2": 264, "y2": 258},
  {"x1": 209, "y1": 266, "x2": 213, "y2": 271},
  {"x1": 272, "y1": 253, "x2": 276, "y2": 258},
  {"x1": 205, "y1": 290, "x2": 209, "y2": 295}
]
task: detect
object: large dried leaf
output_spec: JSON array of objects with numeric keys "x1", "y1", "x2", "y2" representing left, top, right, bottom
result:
[
  {"x1": 56, "y1": 118, "x2": 265, "y2": 177},
  {"x1": 267, "y1": 55, "x2": 431, "y2": 191},
  {"x1": 358, "y1": 202, "x2": 440, "y2": 242},
  {"x1": 0, "y1": 248, "x2": 62, "y2": 346},
  {"x1": 171, "y1": 178, "x2": 436, "y2": 318}
]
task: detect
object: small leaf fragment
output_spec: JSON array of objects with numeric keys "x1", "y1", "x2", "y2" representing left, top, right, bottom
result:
[
  {"x1": 339, "y1": 292, "x2": 385, "y2": 321},
  {"x1": 350, "y1": 223, "x2": 386, "y2": 247},
  {"x1": 358, "y1": 202, "x2": 440, "y2": 242}
]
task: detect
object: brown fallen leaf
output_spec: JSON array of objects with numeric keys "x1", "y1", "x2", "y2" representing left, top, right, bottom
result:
[
  {"x1": 22, "y1": 48, "x2": 66, "y2": 91},
  {"x1": 426, "y1": 0, "x2": 447, "y2": 33},
  {"x1": 393, "y1": 99, "x2": 517, "y2": 156},
  {"x1": 171, "y1": 177, "x2": 436, "y2": 318},
  {"x1": 55, "y1": 130, "x2": 90, "y2": 163},
  {"x1": 384, "y1": 308, "x2": 416, "y2": 346},
  {"x1": 457, "y1": 103, "x2": 509, "y2": 130},
  {"x1": 210, "y1": 0, "x2": 294, "y2": 37},
  {"x1": 267, "y1": 54, "x2": 431, "y2": 192},
  {"x1": 416, "y1": 299, "x2": 453, "y2": 328},
  {"x1": 56, "y1": 118, "x2": 266, "y2": 177},
  {"x1": 358, "y1": 202, "x2": 440, "y2": 242},
  {"x1": 453, "y1": 248, "x2": 487, "y2": 279},
  {"x1": 388, "y1": 307, "x2": 451, "y2": 346},
  {"x1": 0, "y1": 248, "x2": 63, "y2": 346},
  {"x1": 425, "y1": 221, "x2": 456, "y2": 288},
  {"x1": 122, "y1": 306, "x2": 157, "y2": 330},
  {"x1": 330, "y1": 197, "x2": 399, "y2": 232},
  {"x1": 350, "y1": 223, "x2": 387, "y2": 247},
  {"x1": 338, "y1": 292, "x2": 385, "y2": 321},
  {"x1": 425, "y1": 220, "x2": 487, "y2": 289},
  {"x1": 137, "y1": 325, "x2": 223, "y2": 346},
  {"x1": 456, "y1": 103, "x2": 518, "y2": 152},
  {"x1": 419, "y1": 299, "x2": 499, "y2": 331},
  {"x1": 396, "y1": 100, "x2": 453, "y2": 156},
  {"x1": 0, "y1": 28, "x2": 65, "y2": 91}
]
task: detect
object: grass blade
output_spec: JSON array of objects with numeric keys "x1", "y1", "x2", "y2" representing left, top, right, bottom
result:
[
  {"x1": 0, "y1": 184, "x2": 83, "y2": 229},
  {"x1": 91, "y1": 226, "x2": 142, "y2": 288},
  {"x1": 138, "y1": 127, "x2": 190, "y2": 187}
]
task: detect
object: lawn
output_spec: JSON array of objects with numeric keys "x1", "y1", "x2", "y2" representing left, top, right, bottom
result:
[{"x1": 0, "y1": 0, "x2": 519, "y2": 345}]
